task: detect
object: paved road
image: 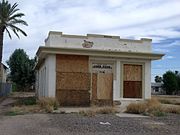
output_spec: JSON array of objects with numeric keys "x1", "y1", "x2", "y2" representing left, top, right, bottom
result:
[{"x1": 0, "y1": 113, "x2": 179, "y2": 135}]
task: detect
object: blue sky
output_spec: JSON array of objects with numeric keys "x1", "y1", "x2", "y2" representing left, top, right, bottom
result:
[{"x1": 3, "y1": 0, "x2": 180, "y2": 82}]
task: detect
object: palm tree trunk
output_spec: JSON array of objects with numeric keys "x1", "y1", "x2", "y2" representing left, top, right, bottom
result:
[
  {"x1": 0, "y1": 27, "x2": 4, "y2": 81},
  {"x1": 0, "y1": 28, "x2": 4, "y2": 63}
]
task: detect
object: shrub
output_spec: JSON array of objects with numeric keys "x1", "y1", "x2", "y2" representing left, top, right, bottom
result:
[
  {"x1": 126, "y1": 102, "x2": 146, "y2": 114},
  {"x1": 38, "y1": 98, "x2": 59, "y2": 113},
  {"x1": 126, "y1": 98, "x2": 165, "y2": 116}
]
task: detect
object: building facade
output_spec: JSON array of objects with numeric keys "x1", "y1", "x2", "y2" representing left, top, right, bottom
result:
[{"x1": 35, "y1": 31, "x2": 164, "y2": 106}]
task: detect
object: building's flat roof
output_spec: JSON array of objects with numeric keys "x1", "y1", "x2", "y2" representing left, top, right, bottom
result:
[{"x1": 46, "y1": 31, "x2": 152, "y2": 43}]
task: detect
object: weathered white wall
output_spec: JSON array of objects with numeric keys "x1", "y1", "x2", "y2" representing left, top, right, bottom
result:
[
  {"x1": 36, "y1": 63, "x2": 46, "y2": 97},
  {"x1": 46, "y1": 55, "x2": 56, "y2": 97},
  {"x1": 0, "y1": 64, "x2": 7, "y2": 82},
  {"x1": 113, "y1": 60, "x2": 121, "y2": 101},
  {"x1": 144, "y1": 61, "x2": 151, "y2": 99},
  {"x1": 36, "y1": 55, "x2": 56, "y2": 98},
  {"x1": 45, "y1": 32, "x2": 152, "y2": 53}
]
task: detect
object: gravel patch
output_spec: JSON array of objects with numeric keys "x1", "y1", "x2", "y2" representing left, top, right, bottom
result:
[{"x1": 0, "y1": 113, "x2": 179, "y2": 135}]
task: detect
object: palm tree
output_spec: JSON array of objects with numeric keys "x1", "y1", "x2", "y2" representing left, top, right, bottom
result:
[{"x1": 0, "y1": 0, "x2": 28, "y2": 66}]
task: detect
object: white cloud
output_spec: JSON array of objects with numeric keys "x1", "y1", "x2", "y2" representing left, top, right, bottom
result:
[
  {"x1": 163, "y1": 55, "x2": 175, "y2": 60},
  {"x1": 2, "y1": 0, "x2": 180, "y2": 63},
  {"x1": 153, "y1": 48, "x2": 169, "y2": 53}
]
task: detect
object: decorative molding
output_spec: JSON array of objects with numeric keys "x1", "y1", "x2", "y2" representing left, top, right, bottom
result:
[{"x1": 82, "y1": 40, "x2": 94, "y2": 48}]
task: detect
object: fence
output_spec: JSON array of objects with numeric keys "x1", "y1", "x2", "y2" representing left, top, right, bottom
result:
[{"x1": 0, "y1": 82, "x2": 12, "y2": 96}]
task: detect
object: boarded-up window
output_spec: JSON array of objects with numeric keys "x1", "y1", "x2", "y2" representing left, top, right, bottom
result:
[{"x1": 123, "y1": 64, "x2": 142, "y2": 98}]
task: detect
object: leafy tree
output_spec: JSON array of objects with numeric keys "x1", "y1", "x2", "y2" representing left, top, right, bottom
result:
[
  {"x1": 7, "y1": 49, "x2": 35, "y2": 91},
  {"x1": 0, "y1": 0, "x2": 28, "y2": 72},
  {"x1": 175, "y1": 71, "x2": 180, "y2": 93},
  {"x1": 154, "y1": 75, "x2": 162, "y2": 83},
  {"x1": 162, "y1": 71, "x2": 178, "y2": 95}
]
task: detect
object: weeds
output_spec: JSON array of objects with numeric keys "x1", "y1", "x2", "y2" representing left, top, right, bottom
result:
[
  {"x1": 16, "y1": 97, "x2": 37, "y2": 106},
  {"x1": 79, "y1": 106, "x2": 119, "y2": 117},
  {"x1": 126, "y1": 98, "x2": 180, "y2": 116},
  {"x1": 38, "y1": 97, "x2": 59, "y2": 113}
]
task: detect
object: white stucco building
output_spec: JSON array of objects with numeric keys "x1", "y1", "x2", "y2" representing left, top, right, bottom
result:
[
  {"x1": 0, "y1": 63, "x2": 8, "y2": 83},
  {"x1": 35, "y1": 31, "x2": 164, "y2": 106}
]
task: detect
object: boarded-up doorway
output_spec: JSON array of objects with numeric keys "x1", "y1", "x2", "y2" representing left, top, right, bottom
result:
[
  {"x1": 123, "y1": 64, "x2": 142, "y2": 98},
  {"x1": 92, "y1": 73, "x2": 113, "y2": 105},
  {"x1": 91, "y1": 63, "x2": 113, "y2": 105}
]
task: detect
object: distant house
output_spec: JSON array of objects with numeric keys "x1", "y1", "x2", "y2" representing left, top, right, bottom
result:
[
  {"x1": 151, "y1": 82, "x2": 164, "y2": 94},
  {"x1": 0, "y1": 63, "x2": 8, "y2": 83},
  {"x1": 35, "y1": 31, "x2": 164, "y2": 106},
  {"x1": 0, "y1": 63, "x2": 12, "y2": 96}
]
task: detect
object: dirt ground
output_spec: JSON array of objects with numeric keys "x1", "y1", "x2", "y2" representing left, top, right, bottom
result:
[
  {"x1": 0, "y1": 113, "x2": 179, "y2": 135},
  {"x1": 0, "y1": 93, "x2": 179, "y2": 135}
]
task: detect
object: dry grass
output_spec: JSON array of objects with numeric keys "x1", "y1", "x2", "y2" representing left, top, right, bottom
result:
[
  {"x1": 162, "y1": 105, "x2": 180, "y2": 114},
  {"x1": 79, "y1": 109, "x2": 96, "y2": 117},
  {"x1": 79, "y1": 106, "x2": 119, "y2": 117},
  {"x1": 126, "y1": 98, "x2": 165, "y2": 116},
  {"x1": 126, "y1": 102, "x2": 147, "y2": 114},
  {"x1": 126, "y1": 98, "x2": 180, "y2": 116},
  {"x1": 5, "y1": 97, "x2": 60, "y2": 115},
  {"x1": 152, "y1": 95, "x2": 180, "y2": 105},
  {"x1": 38, "y1": 97, "x2": 59, "y2": 113},
  {"x1": 6, "y1": 105, "x2": 43, "y2": 116}
]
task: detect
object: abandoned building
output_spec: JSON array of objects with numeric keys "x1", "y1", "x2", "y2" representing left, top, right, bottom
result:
[{"x1": 35, "y1": 31, "x2": 164, "y2": 106}]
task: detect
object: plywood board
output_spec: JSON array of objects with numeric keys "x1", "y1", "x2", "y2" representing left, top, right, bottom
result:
[
  {"x1": 123, "y1": 81, "x2": 142, "y2": 98},
  {"x1": 56, "y1": 90, "x2": 90, "y2": 106},
  {"x1": 56, "y1": 72, "x2": 90, "y2": 90},
  {"x1": 97, "y1": 73, "x2": 113, "y2": 100},
  {"x1": 56, "y1": 54, "x2": 89, "y2": 73},
  {"x1": 123, "y1": 64, "x2": 142, "y2": 81}
]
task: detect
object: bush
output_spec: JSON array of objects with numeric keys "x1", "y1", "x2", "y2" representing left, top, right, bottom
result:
[
  {"x1": 126, "y1": 102, "x2": 146, "y2": 114},
  {"x1": 126, "y1": 98, "x2": 165, "y2": 116},
  {"x1": 38, "y1": 98, "x2": 59, "y2": 113}
]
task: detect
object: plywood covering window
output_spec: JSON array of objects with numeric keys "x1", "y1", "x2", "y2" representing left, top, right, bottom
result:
[
  {"x1": 123, "y1": 64, "x2": 142, "y2": 98},
  {"x1": 56, "y1": 54, "x2": 90, "y2": 106}
]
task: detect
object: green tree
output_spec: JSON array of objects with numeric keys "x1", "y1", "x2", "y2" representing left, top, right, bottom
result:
[
  {"x1": 0, "y1": 0, "x2": 28, "y2": 71},
  {"x1": 154, "y1": 75, "x2": 162, "y2": 83},
  {"x1": 7, "y1": 49, "x2": 35, "y2": 91},
  {"x1": 175, "y1": 71, "x2": 180, "y2": 93},
  {"x1": 162, "y1": 71, "x2": 178, "y2": 95}
]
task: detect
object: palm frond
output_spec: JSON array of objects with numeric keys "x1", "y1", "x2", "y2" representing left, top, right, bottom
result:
[
  {"x1": 12, "y1": 28, "x2": 20, "y2": 38},
  {"x1": 0, "y1": 0, "x2": 28, "y2": 39},
  {"x1": 5, "y1": 27, "x2": 12, "y2": 39},
  {"x1": 9, "y1": 24, "x2": 27, "y2": 37},
  {"x1": 9, "y1": 19, "x2": 28, "y2": 26},
  {"x1": 9, "y1": 2, "x2": 19, "y2": 16},
  {"x1": 8, "y1": 13, "x2": 25, "y2": 21}
]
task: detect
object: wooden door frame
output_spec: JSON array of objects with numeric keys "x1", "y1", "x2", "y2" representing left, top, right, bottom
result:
[
  {"x1": 120, "y1": 62, "x2": 145, "y2": 99},
  {"x1": 89, "y1": 60, "x2": 115, "y2": 102}
]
